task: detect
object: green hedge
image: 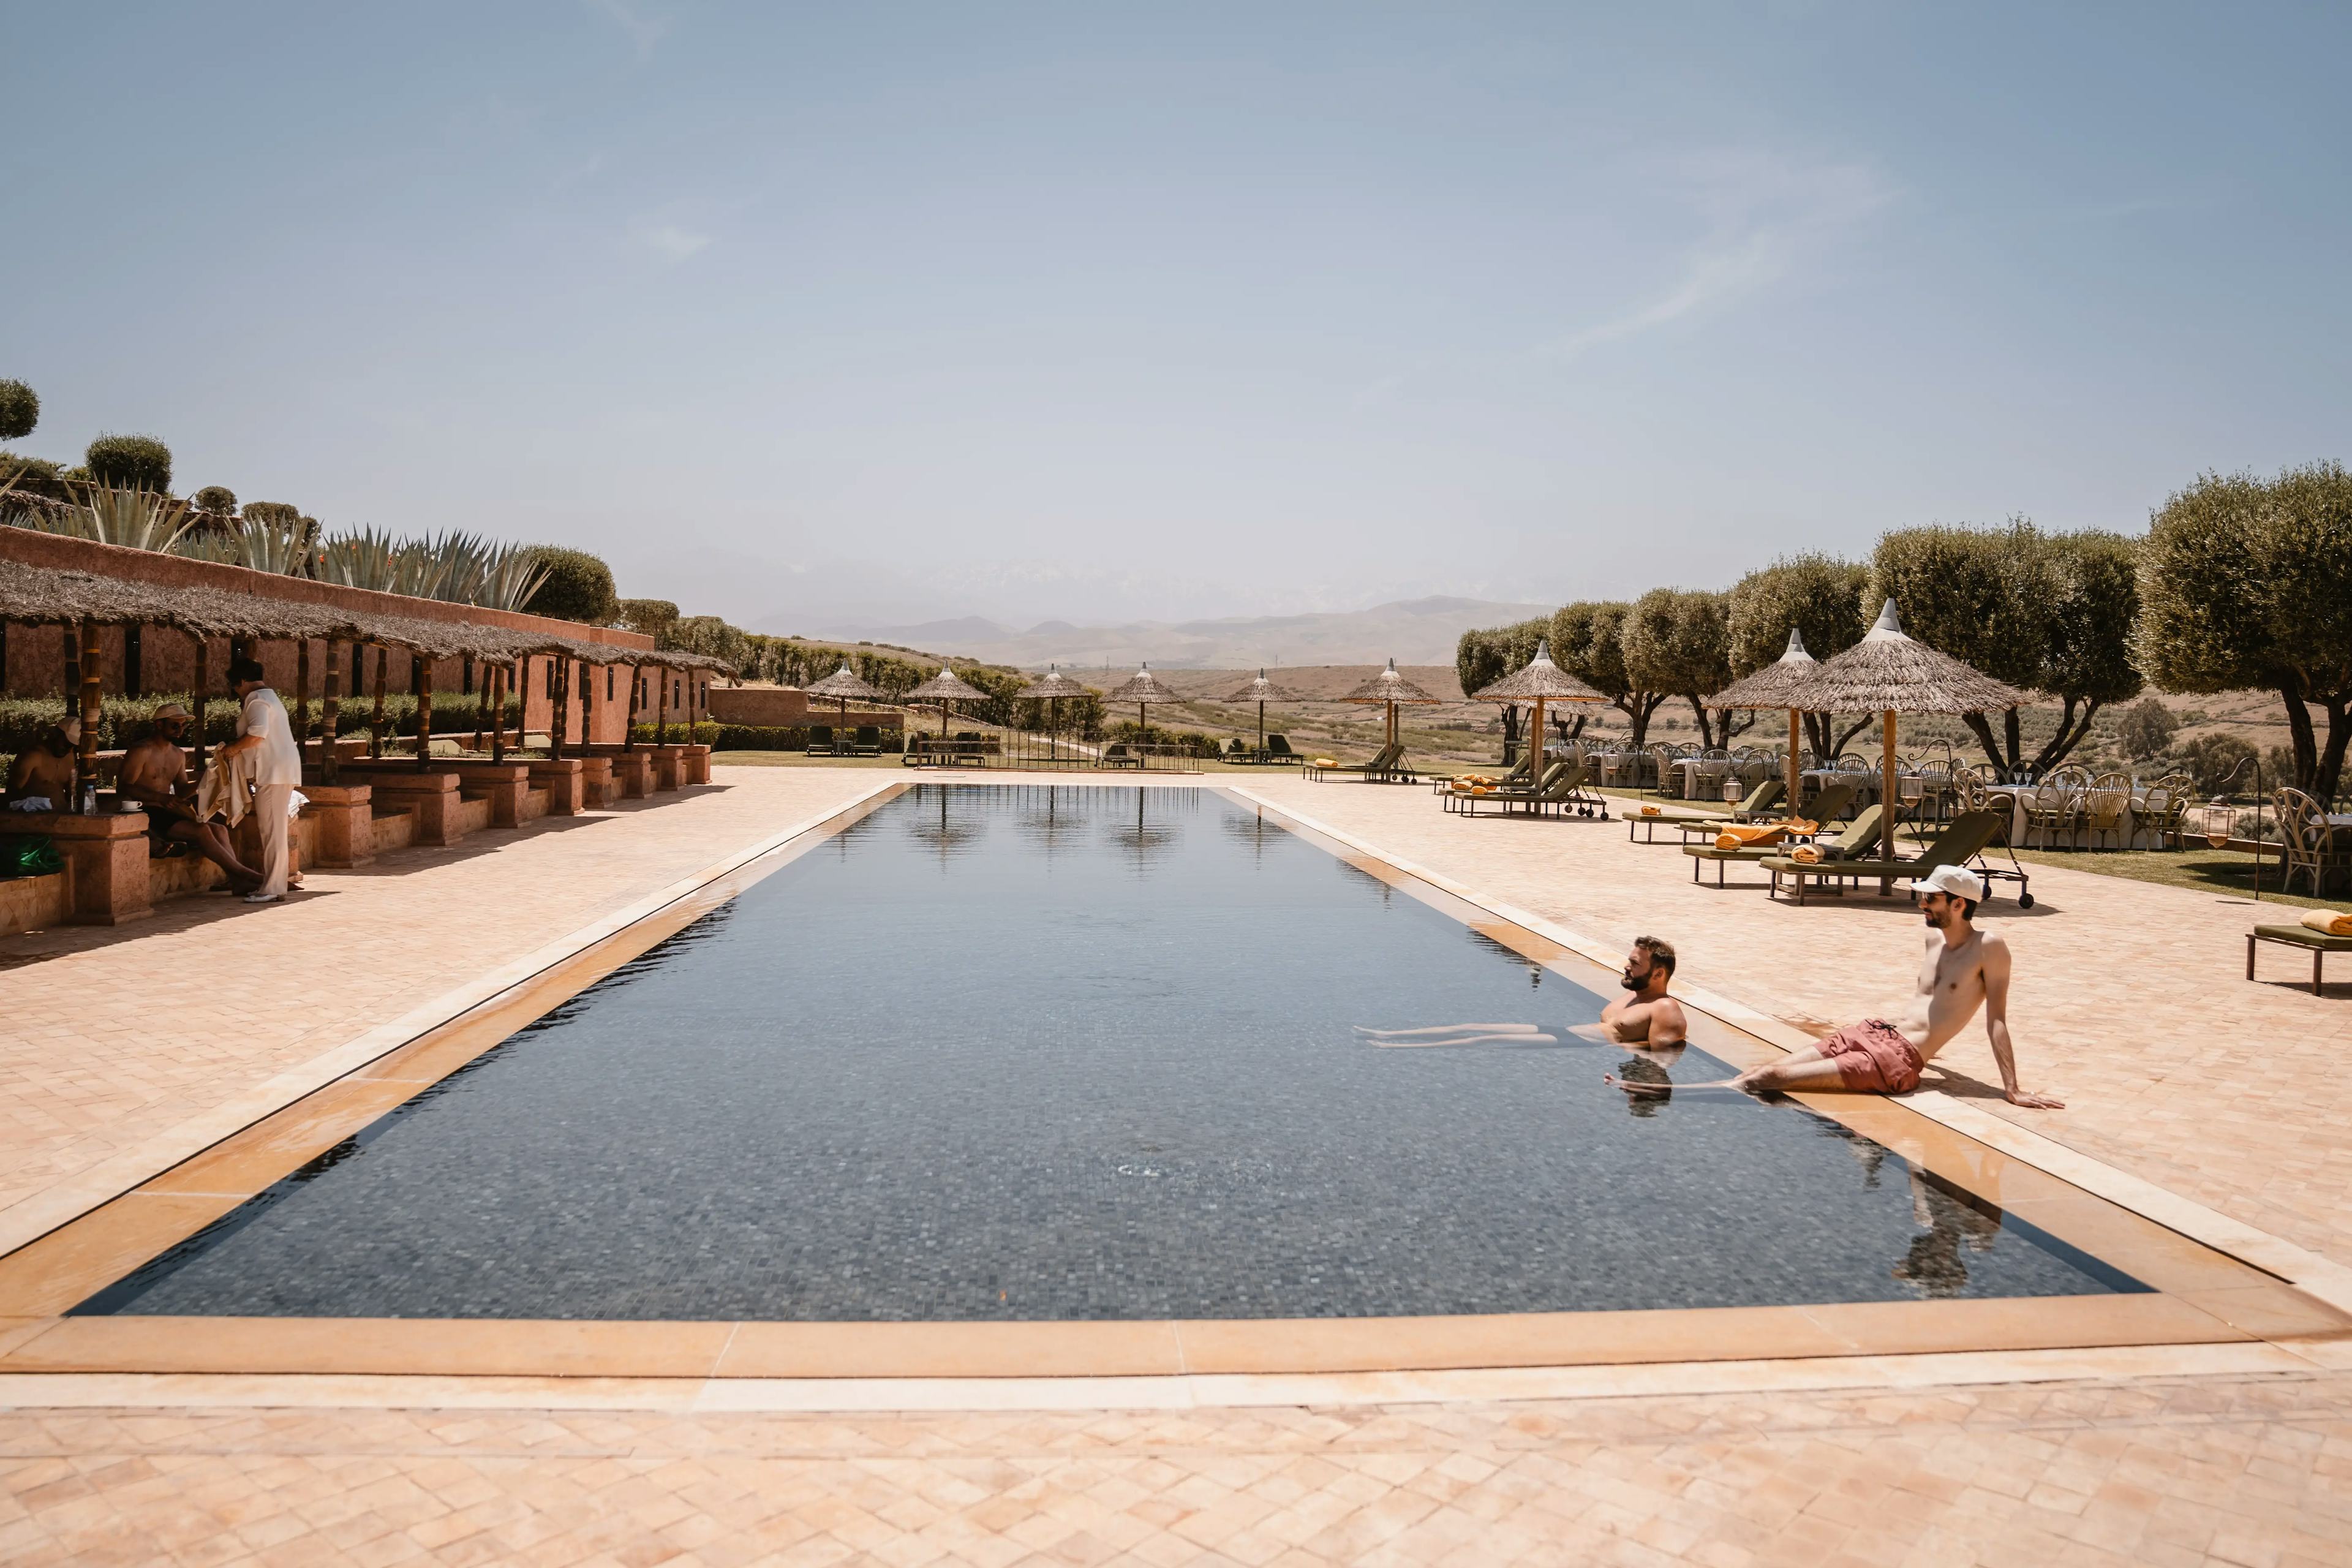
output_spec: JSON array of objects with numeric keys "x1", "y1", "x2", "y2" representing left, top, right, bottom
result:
[{"x1": 1, "y1": 693, "x2": 525, "y2": 760}]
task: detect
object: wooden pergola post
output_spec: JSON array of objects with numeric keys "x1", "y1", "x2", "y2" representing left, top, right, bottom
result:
[
  {"x1": 370, "y1": 647, "x2": 388, "y2": 760},
  {"x1": 624, "y1": 665, "x2": 640, "y2": 751},
  {"x1": 470, "y1": 658, "x2": 485, "y2": 752},
  {"x1": 295, "y1": 639, "x2": 314, "y2": 753},
  {"x1": 551, "y1": 657, "x2": 570, "y2": 758},
  {"x1": 489, "y1": 661, "x2": 507, "y2": 763},
  {"x1": 415, "y1": 657, "x2": 434, "y2": 772},
  {"x1": 192, "y1": 639, "x2": 210, "y2": 775},
  {"x1": 75, "y1": 620, "x2": 102, "y2": 812},
  {"x1": 580, "y1": 659, "x2": 596, "y2": 752},
  {"x1": 654, "y1": 666, "x2": 668, "y2": 744},
  {"x1": 1882, "y1": 709, "x2": 1899, "y2": 861},
  {"x1": 1788, "y1": 707, "x2": 1802, "y2": 815},
  {"x1": 319, "y1": 640, "x2": 342, "y2": 785}
]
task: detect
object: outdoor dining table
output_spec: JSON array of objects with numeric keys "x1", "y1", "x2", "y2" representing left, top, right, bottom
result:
[{"x1": 1983, "y1": 784, "x2": 2169, "y2": 849}]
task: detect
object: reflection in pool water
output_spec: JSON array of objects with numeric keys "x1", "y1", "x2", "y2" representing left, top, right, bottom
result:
[{"x1": 81, "y1": 785, "x2": 2139, "y2": 1322}]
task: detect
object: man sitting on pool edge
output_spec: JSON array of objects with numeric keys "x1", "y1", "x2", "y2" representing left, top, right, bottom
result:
[{"x1": 1609, "y1": 866, "x2": 2064, "y2": 1109}]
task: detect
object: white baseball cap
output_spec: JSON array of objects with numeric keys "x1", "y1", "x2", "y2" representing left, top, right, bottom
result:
[{"x1": 1910, "y1": 864, "x2": 1986, "y2": 902}]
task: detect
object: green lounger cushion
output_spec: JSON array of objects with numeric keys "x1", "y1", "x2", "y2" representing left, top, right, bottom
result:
[{"x1": 2254, "y1": 924, "x2": 2352, "y2": 951}]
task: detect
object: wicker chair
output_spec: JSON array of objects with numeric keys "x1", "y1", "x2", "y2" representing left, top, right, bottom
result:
[
  {"x1": 2024, "y1": 773, "x2": 2085, "y2": 850},
  {"x1": 2081, "y1": 772, "x2": 2135, "y2": 850},
  {"x1": 2139, "y1": 775, "x2": 2190, "y2": 850},
  {"x1": 2274, "y1": 786, "x2": 2351, "y2": 898}
]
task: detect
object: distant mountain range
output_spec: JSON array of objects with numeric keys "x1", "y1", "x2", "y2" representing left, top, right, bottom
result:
[{"x1": 811, "y1": 596, "x2": 1553, "y2": 671}]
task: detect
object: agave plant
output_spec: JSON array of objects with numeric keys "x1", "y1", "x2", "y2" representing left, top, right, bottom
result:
[
  {"x1": 173, "y1": 513, "x2": 315, "y2": 573},
  {"x1": 67, "y1": 486, "x2": 197, "y2": 551},
  {"x1": 318, "y1": 526, "x2": 405, "y2": 591},
  {"x1": 480, "y1": 541, "x2": 552, "y2": 611}
]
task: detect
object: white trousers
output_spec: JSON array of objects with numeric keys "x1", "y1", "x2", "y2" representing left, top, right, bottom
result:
[{"x1": 251, "y1": 783, "x2": 293, "y2": 897}]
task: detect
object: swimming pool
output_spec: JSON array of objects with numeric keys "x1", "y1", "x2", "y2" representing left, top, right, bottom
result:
[{"x1": 78, "y1": 783, "x2": 2137, "y2": 1324}]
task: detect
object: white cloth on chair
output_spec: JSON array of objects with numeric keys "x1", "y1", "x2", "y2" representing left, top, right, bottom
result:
[{"x1": 196, "y1": 746, "x2": 260, "y2": 827}]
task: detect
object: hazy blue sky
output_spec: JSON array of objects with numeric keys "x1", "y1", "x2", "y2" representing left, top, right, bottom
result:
[{"x1": 8, "y1": 2, "x2": 2348, "y2": 630}]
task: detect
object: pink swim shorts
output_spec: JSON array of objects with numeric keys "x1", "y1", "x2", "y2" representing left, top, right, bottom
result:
[{"x1": 1816, "y1": 1019, "x2": 1924, "y2": 1094}]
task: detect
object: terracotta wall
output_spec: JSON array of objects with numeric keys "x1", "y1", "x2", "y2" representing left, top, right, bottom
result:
[
  {"x1": 706, "y1": 686, "x2": 903, "y2": 731},
  {"x1": 1, "y1": 529, "x2": 667, "y2": 745}
]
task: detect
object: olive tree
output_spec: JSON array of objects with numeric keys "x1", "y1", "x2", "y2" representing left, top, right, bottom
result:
[
  {"x1": 1867, "y1": 520, "x2": 2140, "y2": 776},
  {"x1": 1551, "y1": 600, "x2": 1666, "y2": 748},
  {"x1": 83, "y1": 432, "x2": 173, "y2": 491},
  {"x1": 1725, "y1": 552, "x2": 1871, "y2": 761},
  {"x1": 1621, "y1": 587, "x2": 1752, "y2": 748},
  {"x1": 2138, "y1": 462, "x2": 2352, "y2": 801},
  {"x1": 524, "y1": 546, "x2": 620, "y2": 625},
  {"x1": 0, "y1": 379, "x2": 36, "y2": 442}
]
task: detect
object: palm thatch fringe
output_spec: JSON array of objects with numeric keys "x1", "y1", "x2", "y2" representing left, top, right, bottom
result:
[
  {"x1": 1775, "y1": 602, "x2": 2024, "y2": 715},
  {"x1": 906, "y1": 668, "x2": 993, "y2": 703},
  {"x1": 1704, "y1": 628, "x2": 1820, "y2": 710},
  {"x1": 1104, "y1": 665, "x2": 1184, "y2": 705},
  {"x1": 1468, "y1": 641, "x2": 1605, "y2": 704},
  {"x1": 1224, "y1": 669, "x2": 1301, "y2": 703},
  {"x1": 1342, "y1": 658, "x2": 1441, "y2": 705},
  {"x1": 803, "y1": 663, "x2": 888, "y2": 701}
]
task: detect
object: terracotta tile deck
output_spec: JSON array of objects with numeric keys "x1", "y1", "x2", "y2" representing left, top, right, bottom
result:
[{"x1": 6, "y1": 764, "x2": 2352, "y2": 1562}]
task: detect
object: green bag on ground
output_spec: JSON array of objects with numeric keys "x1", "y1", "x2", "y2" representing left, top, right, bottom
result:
[{"x1": 0, "y1": 835, "x2": 62, "y2": 878}]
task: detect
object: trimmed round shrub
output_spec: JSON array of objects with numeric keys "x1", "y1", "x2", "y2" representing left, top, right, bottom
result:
[
  {"x1": 241, "y1": 500, "x2": 301, "y2": 529},
  {"x1": 0, "y1": 380, "x2": 36, "y2": 442},
  {"x1": 191, "y1": 484, "x2": 238, "y2": 514},
  {"x1": 525, "y1": 546, "x2": 619, "y2": 625},
  {"x1": 84, "y1": 432, "x2": 173, "y2": 491}
]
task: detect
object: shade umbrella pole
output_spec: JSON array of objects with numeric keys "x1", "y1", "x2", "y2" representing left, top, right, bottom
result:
[
  {"x1": 1882, "y1": 709, "x2": 1899, "y2": 861},
  {"x1": 1788, "y1": 707, "x2": 1801, "y2": 815}
]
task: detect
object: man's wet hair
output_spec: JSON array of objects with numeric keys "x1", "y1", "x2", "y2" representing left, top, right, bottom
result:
[{"x1": 1634, "y1": 935, "x2": 1676, "y2": 977}]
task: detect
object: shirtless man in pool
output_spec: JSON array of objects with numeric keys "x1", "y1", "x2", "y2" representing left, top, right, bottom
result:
[
  {"x1": 1610, "y1": 865, "x2": 2064, "y2": 1109},
  {"x1": 1355, "y1": 935, "x2": 1687, "y2": 1050}
]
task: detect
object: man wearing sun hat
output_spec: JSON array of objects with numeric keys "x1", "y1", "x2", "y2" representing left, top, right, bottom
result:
[
  {"x1": 117, "y1": 702, "x2": 262, "y2": 892},
  {"x1": 1611, "y1": 863, "x2": 2064, "y2": 1109}
]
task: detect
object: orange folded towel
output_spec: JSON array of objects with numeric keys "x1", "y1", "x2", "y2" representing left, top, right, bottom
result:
[
  {"x1": 1313, "y1": 757, "x2": 1339, "y2": 769},
  {"x1": 2302, "y1": 909, "x2": 2352, "y2": 937},
  {"x1": 1773, "y1": 818, "x2": 1819, "y2": 835},
  {"x1": 1790, "y1": 845, "x2": 1823, "y2": 864},
  {"x1": 1639, "y1": 805, "x2": 1661, "y2": 816},
  {"x1": 1711, "y1": 824, "x2": 1788, "y2": 850}
]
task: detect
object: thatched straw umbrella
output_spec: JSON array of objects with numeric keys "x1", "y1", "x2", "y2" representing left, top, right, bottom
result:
[
  {"x1": 1223, "y1": 668, "x2": 1300, "y2": 758},
  {"x1": 803, "y1": 662, "x2": 886, "y2": 736},
  {"x1": 1103, "y1": 663, "x2": 1184, "y2": 742},
  {"x1": 1341, "y1": 658, "x2": 1441, "y2": 753},
  {"x1": 1467, "y1": 641, "x2": 1604, "y2": 769},
  {"x1": 907, "y1": 666, "x2": 992, "y2": 739},
  {"x1": 1776, "y1": 601, "x2": 2026, "y2": 861},
  {"x1": 1022, "y1": 665, "x2": 1090, "y2": 761},
  {"x1": 1702, "y1": 628, "x2": 1819, "y2": 815}
]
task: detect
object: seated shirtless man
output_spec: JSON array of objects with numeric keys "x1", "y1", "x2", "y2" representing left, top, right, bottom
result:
[
  {"x1": 117, "y1": 703, "x2": 260, "y2": 892},
  {"x1": 6, "y1": 719, "x2": 80, "y2": 809},
  {"x1": 1581, "y1": 935, "x2": 1687, "y2": 1049},
  {"x1": 1611, "y1": 865, "x2": 2063, "y2": 1109}
]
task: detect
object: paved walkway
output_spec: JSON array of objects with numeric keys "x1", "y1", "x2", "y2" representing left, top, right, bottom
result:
[{"x1": 5, "y1": 764, "x2": 2351, "y2": 1565}]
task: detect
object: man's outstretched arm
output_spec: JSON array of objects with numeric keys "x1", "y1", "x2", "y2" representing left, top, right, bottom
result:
[{"x1": 1982, "y1": 936, "x2": 2063, "y2": 1109}]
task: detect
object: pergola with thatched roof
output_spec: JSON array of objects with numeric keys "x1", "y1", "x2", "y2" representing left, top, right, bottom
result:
[
  {"x1": 1467, "y1": 641, "x2": 1604, "y2": 766},
  {"x1": 1342, "y1": 658, "x2": 1441, "y2": 753},
  {"x1": 0, "y1": 557, "x2": 729, "y2": 791},
  {"x1": 1703, "y1": 628, "x2": 1819, "y2": 815},
  {"x1": 1774, "y1": 601, "x2": 2026, "y2": 861}
]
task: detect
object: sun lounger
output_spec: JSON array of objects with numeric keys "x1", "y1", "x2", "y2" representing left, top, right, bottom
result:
[
  {"x1": 1098, "y1": 741, "x2": 1143, "y2": 770},
  {"x1": 1450, "y1": 761, "x2": 1606, "y2": 818},
  {"x1": 1762, "y1": 810, "x2": 2023, "y2": 906},
  {"x1": 1307, "y1": 743, "x2": 1410, "y2": 782},
  {"x1": 1683, "y1": 804, "x2": 1883, "y2": 887},
  {"x1": 1434, "y1": 751, "x2": 1535, "y2": 797},
  {"x1": 1446, "y1": 760, "x2": 1562, "y2": 814},
  {"x1": 848, "y1": 726, "x2": 883, "y2": 757},
  {"x1": 1266, "y1": 735, "x2": 1300, "y2": 764},
  {"x1": 805, "y1": 725, "x2": 837, "y2": 756},
  {"x1": 2248, "y1": 921, "x2": 2352, "y2": 994}
]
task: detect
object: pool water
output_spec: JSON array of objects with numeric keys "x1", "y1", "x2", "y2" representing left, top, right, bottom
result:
[{"x1": 83, "y1": 785, "x2": 2136, "y2": 1321}]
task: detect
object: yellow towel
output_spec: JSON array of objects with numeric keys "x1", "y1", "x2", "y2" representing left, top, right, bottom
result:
[
  {"x1": 2302, "y1": 909, "x2": 2352, "y2": 937},
  {"x1": 1773, "y1": 818, "x2": 1819, "y2": 835},
  {"x1": 1639, "y1": 805, "x2": 1660, "y2": 817},
  {"x1": 195, "y1": 747, "x2": 258, "y2": 828},
  {"x1": 1712, "y1": 824, "x2": 1787, "y2": 850},
  {"x1": 1313, "y1": 757, "x2": 1338, "y2": 769},
  {"x1": 1790, "y1": 845, "x2": 1822, "y2": 864}
]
